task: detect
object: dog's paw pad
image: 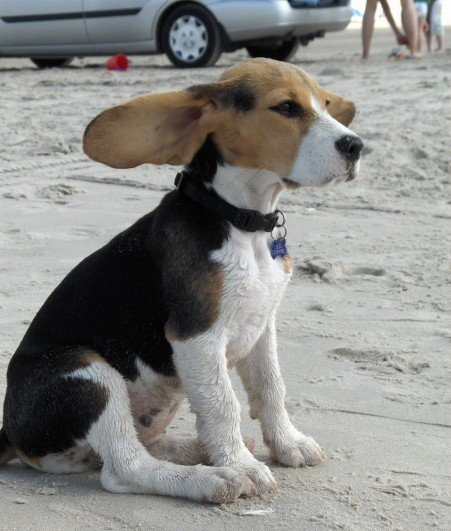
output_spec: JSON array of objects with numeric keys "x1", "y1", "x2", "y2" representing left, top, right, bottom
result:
[
  {"x1": 234, "y1": 460, "x2": 277, "y2": 495},
  {"x1": 204, "y1": 468, "x2": 257, "y2": 503},
  {"x1": 271, "y1": 433, "x2": 325, "y2": 468}
]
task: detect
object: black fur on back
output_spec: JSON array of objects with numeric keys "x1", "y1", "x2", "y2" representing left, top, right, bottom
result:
[{"x1": 2, "y1": 143, "x2": 230, "y2": 457}]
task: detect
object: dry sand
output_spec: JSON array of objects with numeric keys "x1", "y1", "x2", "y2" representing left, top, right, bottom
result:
[{"x1": 0, "y1": 28, "x2": 450, "y2": 531}]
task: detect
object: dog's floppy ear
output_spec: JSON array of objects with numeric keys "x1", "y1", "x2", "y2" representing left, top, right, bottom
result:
[
  {"x1": 83, "y1": 87, "x2": 225, "y2": 168},
  {"x1": 324, "y1": 89, "x2": 356, "y2": 127}
]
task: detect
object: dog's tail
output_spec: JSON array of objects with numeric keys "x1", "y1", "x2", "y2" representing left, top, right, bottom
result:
[{"x1": 0, "y1": 427, "x2": 16, "y2": 465}]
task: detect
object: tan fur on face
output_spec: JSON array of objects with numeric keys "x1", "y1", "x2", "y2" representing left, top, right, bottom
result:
[
  {"x1": 212, "y1": 60, "x2": 315, "y2": 176},
  {"x1": 212, "y1": 59, "x2": 355, "y2": 175},
  {"x1": 83, "y1": 58, "x2": 356, "y2": 175}
]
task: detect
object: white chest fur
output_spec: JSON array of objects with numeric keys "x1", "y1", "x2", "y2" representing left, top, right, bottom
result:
[{"x1": 212, "y1": 227, "x2": 291, "y2": 364}]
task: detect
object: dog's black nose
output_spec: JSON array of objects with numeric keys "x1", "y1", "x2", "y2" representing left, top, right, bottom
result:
[{"x1": 335, "y1": 135, "x2": 363, "y2": 162}]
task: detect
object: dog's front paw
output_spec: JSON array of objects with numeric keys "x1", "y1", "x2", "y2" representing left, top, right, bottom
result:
[
  {"x1": 199, "y1": 466, "x2": 257, "y2": 503},
  {"x1": 230, "y1": 452, "x2": 277, "y2": 495},
  {"x1": 269, "y1": 430, "x2": 325, "y2": 467}
]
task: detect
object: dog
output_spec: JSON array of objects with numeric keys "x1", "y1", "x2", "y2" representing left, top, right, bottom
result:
[{"x1": 0, "y1": 58, "x2": 362, "y2": 503}]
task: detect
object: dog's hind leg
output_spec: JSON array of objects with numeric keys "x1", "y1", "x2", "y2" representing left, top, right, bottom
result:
[
  {"x1": 147, "y1": 436, "x2": 256, "y2": 466},
  {"x1": 16, "y1": 446, "x2": 100, "y2": 473},
  {"x1": 147, "y1": 437, "x2": 256, "y2": 466},
  {"x1": 73, "y1": 358, "x2": 255, "y2": 502},
  {"x1": 146, "y1": 436, "x2": 209, "y2": 465}
]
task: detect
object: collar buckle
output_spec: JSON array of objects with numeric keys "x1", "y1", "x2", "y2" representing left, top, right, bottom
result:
[{"x1": 266, "y1": 213, "x2": 279, "y2": 232}]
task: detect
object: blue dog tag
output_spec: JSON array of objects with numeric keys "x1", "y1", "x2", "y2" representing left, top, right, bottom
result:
[{"x1": 271, "y1": 238, "x2": 287, "y2": 259}]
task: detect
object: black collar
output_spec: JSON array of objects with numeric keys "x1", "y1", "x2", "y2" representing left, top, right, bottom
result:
[{"x1": 174, "y1": 171, "x2": 279, "y2": 233}]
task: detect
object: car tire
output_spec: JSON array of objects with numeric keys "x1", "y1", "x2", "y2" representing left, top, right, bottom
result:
[
  {"x1": 162, "y1": 4, "x2": 222, "y2": 68},
  {"x1": 246, "y1": 39, "x2": 300, "y2": 62},
  {"x1": 31, "y1": 58, "x2": 73, "y2": 69}
]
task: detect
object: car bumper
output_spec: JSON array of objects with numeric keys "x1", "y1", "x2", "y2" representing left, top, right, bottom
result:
[{"x1": 209, "y1": 1, "x2": 352, "y2": 42}]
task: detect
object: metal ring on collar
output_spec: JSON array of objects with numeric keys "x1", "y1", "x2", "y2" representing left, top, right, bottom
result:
[
  {"x1": 275, "y1": 209, "x2": 286, "y2": 227},
  {"x1": 271, "y1": 225, "x2": 287, "y2": 241}
]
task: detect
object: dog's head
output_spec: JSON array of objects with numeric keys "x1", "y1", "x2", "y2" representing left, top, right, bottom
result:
[{"x1": 84, "y1": 58, "x2": 362, "y2": 187}]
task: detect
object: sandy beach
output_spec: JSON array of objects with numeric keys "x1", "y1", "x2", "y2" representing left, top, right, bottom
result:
[{"x1": 0, "y1": 27, "x2": 450, "y2": 530}]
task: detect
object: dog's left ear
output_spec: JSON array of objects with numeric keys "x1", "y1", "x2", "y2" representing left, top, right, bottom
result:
[
  {"x1": 324, "y1": 89, "x2": 356, "y2": 127},
  {"x1": 83, "y1": 85, "x2": 226, "y2": 169}
]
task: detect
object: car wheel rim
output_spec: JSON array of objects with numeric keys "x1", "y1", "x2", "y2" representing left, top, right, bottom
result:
[{"x1": 169, "y1": 15, "x2": 208, "y2": 63}]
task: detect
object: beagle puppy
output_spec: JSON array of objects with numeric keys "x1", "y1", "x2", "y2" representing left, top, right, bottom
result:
[{"x1": 0, "y1": 59, "x2": 362, "y2": 503}]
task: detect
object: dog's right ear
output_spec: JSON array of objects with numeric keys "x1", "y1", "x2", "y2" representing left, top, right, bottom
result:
[
  {"x1": 83, "y1": 88, "x2": 225, "y2": 169},
  {"x1": 323, "y1": 89, "x2": 356, "y2": 127}
]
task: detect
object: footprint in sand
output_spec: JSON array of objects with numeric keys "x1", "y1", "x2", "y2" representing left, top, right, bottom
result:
[
  {"x1": 330, "y1": 348, "x2": 430, "y2": 375},
  {"x1": 352, "y1": 267, "x2": 386, "y2": 277},
  {"x1": 39, "y1": 184, "x2": 79, "y2": 204}
]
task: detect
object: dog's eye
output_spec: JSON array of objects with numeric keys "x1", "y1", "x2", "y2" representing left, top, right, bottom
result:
[
  {"x1": 325, "y1": 99, "x2": 331, "y2": 107},
  {"x1": 270, "y1": 100, "x2": 302, "y2": 118}
]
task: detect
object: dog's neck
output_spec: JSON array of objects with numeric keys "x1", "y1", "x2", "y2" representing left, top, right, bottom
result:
[{"x1": 210, "y1": 165, "x2": 283, "y2": 214}]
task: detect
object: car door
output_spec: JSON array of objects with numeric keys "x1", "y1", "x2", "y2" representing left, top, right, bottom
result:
[
  {"x1": 0, "y1": 0, "x2": 88, "y2": 46},
  {"x1": 83, "y1": 1, "x2": 152, "y2": 43}
]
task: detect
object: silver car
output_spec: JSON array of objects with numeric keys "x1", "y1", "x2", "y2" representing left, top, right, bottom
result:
[{"x1": 0, "y1": 1, "x2": 352, "y2": 68}]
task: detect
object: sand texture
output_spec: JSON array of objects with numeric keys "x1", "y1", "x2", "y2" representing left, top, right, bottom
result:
[{"x1": 0, "y1": 29, "x2": 450, "y2": 530}]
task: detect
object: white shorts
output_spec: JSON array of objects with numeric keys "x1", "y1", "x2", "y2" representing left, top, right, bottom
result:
[
  {"x1": 414, "y1": 2, "x2": 427, "y2": 18},
  {"x1": 429, "y1": 0, "x2": 444, "y2": 36}
]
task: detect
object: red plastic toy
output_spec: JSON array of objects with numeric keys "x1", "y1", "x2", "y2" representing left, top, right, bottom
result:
[{"x1": 107, "y1": 53, "x2": 129, "y2": 71}]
